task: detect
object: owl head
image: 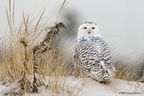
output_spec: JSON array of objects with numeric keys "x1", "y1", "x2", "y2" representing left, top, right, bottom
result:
[{"x1": 77, "y1": 22, "x2": 101, "y2": 38}]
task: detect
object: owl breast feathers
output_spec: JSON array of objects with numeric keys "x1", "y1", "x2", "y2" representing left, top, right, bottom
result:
[{"x1": 74, "y1": 36, "x2": 115, "y2": 83}]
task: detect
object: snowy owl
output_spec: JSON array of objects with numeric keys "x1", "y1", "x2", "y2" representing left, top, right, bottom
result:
[{"x1": 73, "y1": 22, "x2": 115, "y2": 83}]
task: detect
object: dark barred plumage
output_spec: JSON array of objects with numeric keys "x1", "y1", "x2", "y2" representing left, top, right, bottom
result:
[{"x1": 74, "y1": 36, "x2": 115, "y2": 83}]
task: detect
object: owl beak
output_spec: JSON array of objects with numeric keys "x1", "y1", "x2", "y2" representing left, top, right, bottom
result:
[{"x1": 88, "y1": 31, "x2": 91, "y2": 34}]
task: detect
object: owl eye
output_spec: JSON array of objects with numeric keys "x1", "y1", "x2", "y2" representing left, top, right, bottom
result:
[
  {"x1": 92, "y1": 27, "x2": 95, "y2": 29},
  {"x1": 83, "y1": 27, "x2": 87, "y2": 30}
]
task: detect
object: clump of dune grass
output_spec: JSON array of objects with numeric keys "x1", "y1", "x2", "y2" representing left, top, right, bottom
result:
[
  {"x1": 112, "y1": 53, "x2": 144, "y2": 81},
  {"x1": 32, "y1": 22, "x2": 67, "y2": 92},
  {"x1": 109, "y1": 51, "x2": 144, "y2": 93},
  {"x1": 0, "y1": 0, "x2": 87, "y2": 95}
]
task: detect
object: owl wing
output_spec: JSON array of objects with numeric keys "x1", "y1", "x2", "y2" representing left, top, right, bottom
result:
[{"x1": 90, "y1": 38, "x2": 115, "y2": 82}]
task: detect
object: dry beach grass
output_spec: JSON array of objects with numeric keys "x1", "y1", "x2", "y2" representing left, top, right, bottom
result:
[{"x1": 0, "y1": 0, "x2": 85, "y2": 95}]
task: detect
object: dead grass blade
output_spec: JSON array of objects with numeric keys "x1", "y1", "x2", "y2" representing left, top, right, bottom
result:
[
  {"x1": 12, "y1": 0, "x2": 15, "y2": 25},
  {"x1": 34, "y1": 10, "x2": 45, "y2": 32},
  {"x1": 6, "y1": 8, "x2": 13, "y2": 37},
  {"x1": 56, "y1": 0, "x2": 67, "y2": 22}
]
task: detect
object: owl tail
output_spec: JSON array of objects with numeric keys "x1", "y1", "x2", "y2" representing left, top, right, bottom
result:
[
  {"x1": 100, "y1": 61, "x2": 112, "y2": 76},
  {"x1": 100, "y1": 61, "x2": 114, "y2": 83}
]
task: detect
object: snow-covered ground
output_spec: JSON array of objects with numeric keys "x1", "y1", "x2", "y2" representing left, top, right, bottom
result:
[{"x1": 0, "y1": 77, "x2": 144, "y2": 96}]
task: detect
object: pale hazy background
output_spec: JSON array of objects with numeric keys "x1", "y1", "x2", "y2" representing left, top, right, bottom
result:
[{"x1": 0, "y1": 0, "x2": 144, "y2": 59}]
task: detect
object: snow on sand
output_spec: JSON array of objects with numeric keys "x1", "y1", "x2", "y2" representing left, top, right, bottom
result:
[{"x1": 0, "y1": 77, "x2": 144, "y2": 96}]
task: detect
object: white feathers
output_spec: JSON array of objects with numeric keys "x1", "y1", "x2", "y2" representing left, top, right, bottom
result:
[
  {"x1": 77, "y1": 22, "x2": 101, "y2": 38},
  {"x1": 74, "y1": 22, "x2": 115, "y2": 83}
]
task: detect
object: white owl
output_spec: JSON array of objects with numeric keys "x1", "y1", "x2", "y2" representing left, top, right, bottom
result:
[{"x1": 74, "y1": 22, "x2": 115, "y2": 83}]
